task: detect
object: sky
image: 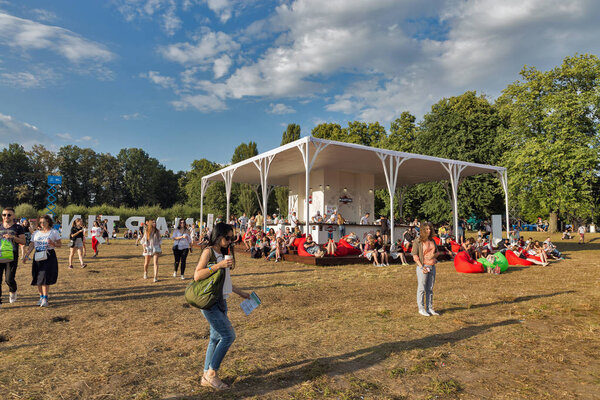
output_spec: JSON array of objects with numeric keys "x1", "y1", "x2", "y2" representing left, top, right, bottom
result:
[{"x1": 1, "y1": 0, "x2": 600, "y2": 172}]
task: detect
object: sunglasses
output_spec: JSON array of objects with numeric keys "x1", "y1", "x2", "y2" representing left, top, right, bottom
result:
[{"x1": 2, "y1": 213, "x2": 13, "y2": 217}]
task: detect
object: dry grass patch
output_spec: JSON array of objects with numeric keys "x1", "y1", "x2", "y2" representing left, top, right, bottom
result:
[{"x1": 0, "y1": 232, "x2": 599, "y2": 399}]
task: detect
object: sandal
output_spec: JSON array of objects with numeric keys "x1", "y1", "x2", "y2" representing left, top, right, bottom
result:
[
  {"x1": 201, "y1": 375, "x2": 229, "y2": 390},
  {"x1": 81, "y1": 264, "x2": 87, "y2": 268}
]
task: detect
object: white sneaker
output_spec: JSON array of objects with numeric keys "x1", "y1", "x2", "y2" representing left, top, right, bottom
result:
[
  {"x1": 143, "y1": 272, "x2": 148, "y2": 279},
  {"x1": 181, "y1": 275, "x2": 185, "y2": 280},
  {"x1": 428, "y1": 309, "x2": 440, "y2": 316},
  {"x1": 36, "y1": 296, "x2": 43, "y2": 306},
  {"x1": 173, "y1": 271, "x2": 177, "y2": 277},
  {"x1": 418, "y1": 309, "x2": 430, "y2": 317},
  {"x1": 40, "y1": 298, "x2": 48, "y2": 307},
  {"x1": 153, "y1": 277, "x2": 158, "y2": 283},
  {"x1": 9, "y1": 292, "x2": 16, "y2": 303}
]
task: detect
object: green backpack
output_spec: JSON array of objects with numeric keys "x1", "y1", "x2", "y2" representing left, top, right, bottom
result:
[
  {"x1": 184, "y1": 251, "x2": 224, "y2": 309},
  {"x1": 0, "y1": 239, "x2": 14, "y2": 263}
]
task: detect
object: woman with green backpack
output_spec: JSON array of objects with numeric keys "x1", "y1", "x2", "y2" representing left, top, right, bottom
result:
[{"x1": 193, "y1": 222, "x2": 250, "y2": 390}]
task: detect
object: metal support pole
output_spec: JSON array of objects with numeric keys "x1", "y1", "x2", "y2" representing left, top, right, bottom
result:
[
  {"x1": 297, "y1": 138, "x2": 328, "y2": 237},
  {"x1": 200, "y1": 179, "x2": 212, "y2": 230},
  {"x1": 498, "y1": 169, "x2": 510, "y2": 238},
  {"x1": 221, "y1": 169, "x2": 236, "y2": 223},
  {"x1": 253, "y1": 155, "x2": 276, "y2": 232},
  {"x1": 377, "y1": 152, "x2": 409, "y2": 245},
  {"x1": 442, "y1": 163, "x2": 466, "y2": 240}
]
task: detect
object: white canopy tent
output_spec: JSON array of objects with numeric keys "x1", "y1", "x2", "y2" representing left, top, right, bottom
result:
[{"x1": 200, "y1": 136, "x2": 509, "y2": 245}]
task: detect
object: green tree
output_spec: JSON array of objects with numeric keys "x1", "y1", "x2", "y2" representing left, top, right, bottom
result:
[
  {"x1": 231, "y1": 142, "x2": 258, "y2": 164},
  {"x1": 27, "y1": 145, "x2": 59, "y2": 209},
  {"x1": 387, "y1": 111, "x2": 417, "y2": 152},
  {"x1": 0, "y1": 144, "x2": 33, "y2": 207},
  {"x1": 185, "y1": 158, "x2": 221, "y2": 208},
  {"x1": 312, "y1": 121, "x2": 386, "y2": 147},
  {"x1": 281, "y1": 123, "x2": 301, "y2": 145},
  {"x1": 311, "y1": 123, "x2": 344, "y2": 141},
  {"x1": 230, "y1": 142, "x2": 259, "y2": 217},
  {"x1": 497, "y1": 54, "x2": 600, "y2": 231},
  {"x1": 117, "y1": 148, "x2": 163, "y2": 207}
]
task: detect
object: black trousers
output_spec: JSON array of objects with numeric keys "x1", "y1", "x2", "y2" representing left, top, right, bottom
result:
[
  {"x1": 173, "y1": 248, "x2": 189, "y2": 275},
  {"x1": 0, "y1": 257, "x2": 18, "y2": 304}
]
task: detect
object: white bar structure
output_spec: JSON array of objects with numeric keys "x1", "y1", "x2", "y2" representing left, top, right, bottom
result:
[
  {"x1": 376, "y1": 152, "x2": 410, "y2": 245},
  {"x1": 199, "y1": 136, "x2": 507, "y2": 242},
  {"x1": 253, "y1": 155, "x2": 276, "y2": 232},
  {"x1": 497, "y1": 169, "x2": 510, "y2": 238}
]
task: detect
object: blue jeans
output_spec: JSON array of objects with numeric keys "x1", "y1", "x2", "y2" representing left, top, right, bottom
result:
[
  {"x1": 201, "y1": 302, "x2": 236, "y2": 371},
  {"x1": 416, "y1": 265, "x2": 436, "y2": 311}
]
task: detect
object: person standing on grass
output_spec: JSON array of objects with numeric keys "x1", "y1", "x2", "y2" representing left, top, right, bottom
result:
[
  {"x1": 142, "y1": 220, "x2": 162, "y2": 282},
  {"x1": 68, "y1": 218, "x2": 87, "y2": 269},
  {"x1": 172, "y1": 219, "x2": 192, "y2": 280},
  {"x1": 194, "y1": 222, "x2": 250, "y2": 391},
  {"x1": 101, "y1": 219, "x2": 110, "y2": 245},
  {"x1": 23, "y1": 215, "x2": 61, "y2": 307},
  {"x1": 91, "y1": 221, "x2": 102, "y2": 258},
  {"x1": 578, "y1": 224, "x2": 586, "y2": 244},
  {"x1": 412, "y1": 221, "x2": 440, "y2": 317},
  {"x1": 0, "y1": 207, "x2": 26, "y2": 308}
]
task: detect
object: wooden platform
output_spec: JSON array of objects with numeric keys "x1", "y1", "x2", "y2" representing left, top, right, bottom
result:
[{"x1": 232, "y1": 244, "x2": 417, "y2": 266}]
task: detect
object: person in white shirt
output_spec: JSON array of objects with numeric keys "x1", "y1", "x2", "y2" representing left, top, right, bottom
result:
[
  {"x1": 289, "y1": 212, "x2": 298, "y2": 229},
  {"x1": 172, "y1": 219, "x2": 192, "y2": 279},
  {"x1": 578, "y1": 225, "x2": 586, "y2": 244},
  {"x1": 90, "y1": 221, "x2": 102, "y2": 258},
  {"x1": 360, "y1": 212, "x2": 370, "y2": 225},
  {"x1": 142, "y1": 220, "x2": 162, "y2": 282}
]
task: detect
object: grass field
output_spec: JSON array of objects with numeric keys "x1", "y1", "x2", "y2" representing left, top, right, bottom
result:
[{"x1": 1, "y1": 232, "x2": 599, "y2": 400}]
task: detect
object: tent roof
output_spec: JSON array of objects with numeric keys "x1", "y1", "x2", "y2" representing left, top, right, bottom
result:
[{"x1": 202, "y1": 136, "x2": 505, "y2": 188}]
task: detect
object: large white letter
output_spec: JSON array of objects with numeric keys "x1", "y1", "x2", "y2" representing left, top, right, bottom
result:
[
  {"x1": 87, "y1": 215, "x2": 96, "y2": 238},
  {"x1": 104, "y1": 216, "x2": 120, "y2": 237},
  {"x1": 61, "y1": 214, "x2": 81, "y2": 239},
  {"x1": 125, "y1": 217, "x2": 145, "y2": 232},
  {"x1": 156, "y1": 217, "x2": 168, "y2": 235}
]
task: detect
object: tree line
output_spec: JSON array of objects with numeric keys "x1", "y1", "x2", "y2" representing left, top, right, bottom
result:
[{"x1": 2, "y1": 54, "x2": 598, "y2": 229}]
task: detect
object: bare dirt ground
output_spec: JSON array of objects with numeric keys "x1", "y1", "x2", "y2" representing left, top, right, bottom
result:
[{"x1": 1, "y1": 232, "x2": 599, "y2": 400}]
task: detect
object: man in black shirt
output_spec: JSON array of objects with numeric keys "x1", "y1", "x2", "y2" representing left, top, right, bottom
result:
[{"x1": 0, "y1": 207, "x2": 26, "y2": 307}]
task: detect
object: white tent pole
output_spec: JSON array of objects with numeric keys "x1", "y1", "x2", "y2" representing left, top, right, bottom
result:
[
  {"x1": 498, "y1": 170, "x2": 510, "y2": 238},
  {"x1": 297, "y1": 139, "x2": 329, "y2": 238},
  {"x1": 253, "y1": 155, "x2": 276, "y2": 232},
  {"x1": 221, "y1": 168, "x2": 237, "y2": 223},
  {"x1": 442, "y1": 163, "x2": 466, "y2": 241},
  {"x1": 200, "y1": 179, "x2": 213, "y2": 230},
  {"x1": 377, "y1": 153, "x2": 408, "y2": 246}
]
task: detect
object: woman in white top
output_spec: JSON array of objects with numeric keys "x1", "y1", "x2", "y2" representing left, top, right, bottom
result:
[
  {"x1": 194, "y1": 222, "x2": 250, "y2": 390},
  {"x1": 90, "y1": 221, "x2": 102, "y2": 258},
  {"x1": 172, "y1": 219, "x2": 192, "y2": 279},
  {"x1": 23, "y1": 215, "x2": 61, "y2": 307},
  {"x1": 142, "y1": 220, "x2": 162, "y2": 282}
]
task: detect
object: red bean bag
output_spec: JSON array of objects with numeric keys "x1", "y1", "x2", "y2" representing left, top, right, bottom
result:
[
  {"x1": 292, "y1": 236, "x2": 305, "y2": 248},
  {"x1": 450, "y1": 240, "x2": 461, "y2": 253},
  {"x1": 454, "y1": 251, "x2": 484, "y2": 273},
  {"x1": 433, "y1": 236, "x2": 441, "y2": 245},
  {"x1": 337, "y1": 238, "x2": 361, "y2": 255},
  {"x1": 401, "y1": 244, "x2": 412, "y2": 253},
  {"x1": 333, "y1": 245, "x2": 349, "y2": 257},
  {"x1": 505, "y1": 250, "x2": 534, "y2": 266},
  {"x1": 296, "y1": 238, "x2": 314, "y2": 257}
]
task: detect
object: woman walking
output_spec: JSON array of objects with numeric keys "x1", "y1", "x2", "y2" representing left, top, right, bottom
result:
[
  {"x1": 172, "y1": 219, "x2": 192, "y2": 279},
  {"x1": 91, "y1": 221, "x2": 102, "y2": 258},
  {"x1": 23, "y1": 215, "x2": 61, "y2": 307},
  {"x1": 193, "y1": 222, "x2": 250, "y2": 390},
  {"x1": 68, "y1": 218, "x2": 87, "y2": 269},
  {"x1": 0, "y1": 208, "x2": 26, "y2": 307},
  {"x1": 142, "y1": 220, "x2": 162, "y2": 282},
  {"x1": 411, "y1": 222, "x2": 439, "y2": 316}
]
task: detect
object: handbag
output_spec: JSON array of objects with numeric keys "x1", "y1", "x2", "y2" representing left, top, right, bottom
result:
[
  {"x1": 34, "y1": 251, "x2": 48, "y2": 262},
  {"x1": 184, "y1": 265, "x2": 224, "y2": 309}
]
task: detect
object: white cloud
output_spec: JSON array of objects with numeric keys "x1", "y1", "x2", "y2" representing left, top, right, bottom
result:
[
  {"x1": 56, "y1": 132, "x2": 72, "y2": 140},
  {"x1": 212, "y1": 54, "x2": 231, "y2": 78},
  {"x1": 31, "y1": 9, "x2": 58, "y2": 23},
  {"x1": 267, "y1": 103, "x2": 296, "y2": 115},
  {"x1": 171, "y1": 93, "x2": 227, "y2": 112},
  {"x1": 162, "y1": 3, "x2": 182, "y2": 36},
  {"x1": 140, "y1": 71, "x2": 177, "y2": 89},
  {"x1": 160, "y1": 29, "x2": 239, "y2": 65},
  {"x1": 0, "y1": 12, "x2": 115, "y2": 63},
  {"x1": 114, "y1": 0, "x2": 184, "y2": 35},
  {"x1": 0, "y1": 112, "x2": 53, "y2": 148},
  {"x1": 0, "y1": 68, "x2": 58, "y2": 88},
  {"x1": 121, "y1": 112, "x2": 145, "y2": 120}
]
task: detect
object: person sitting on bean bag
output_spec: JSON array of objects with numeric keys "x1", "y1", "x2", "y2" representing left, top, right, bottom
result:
[{"x1": 303, "y1": 235, "x2": 324, "y2": 258}]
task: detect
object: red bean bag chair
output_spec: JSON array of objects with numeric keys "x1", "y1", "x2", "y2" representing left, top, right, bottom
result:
[
  {"x1": 454, "y1": 251, "x2": 484, "y2": 273},
  {"x1": 450, "y1": 240, "x2": 461, "y2": 253},
  {"x1": 292, "y1": 236, "x2": 305, "y2": 248},
  {"x1": 296, "y1": 238, "x2": 315, "y2": 257},
  {"x1": 505, "y1": 250, "x2": 534, "y2": 266},
  {"x1": 433, "y1": 236, "x2": 441, "y2": 245},
  {"x1": 333, "y1": 245, "x2": 349, "y2": 257},
  {"x1": 337, "y1": 238, "x2": 361, "y2": 255},
  {"x1": 401, "y1": 244, "x2": 412, "y2": 253}
]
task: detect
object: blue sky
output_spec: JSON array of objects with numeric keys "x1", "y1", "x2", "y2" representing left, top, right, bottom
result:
[{"x1": 1, "y1": 0, "x2": 600, "y2": 172}]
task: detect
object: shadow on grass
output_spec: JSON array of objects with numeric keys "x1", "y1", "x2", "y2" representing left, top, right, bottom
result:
[
  {"x1": 232, "y1": 269, "x2": 314, "y2": 277},
  {"x1": 442, "y1": 290, "x2": 575, "y2": 313},
  {"x1": 170, "y1": 319, "x2": 521, "y2": 399}
]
